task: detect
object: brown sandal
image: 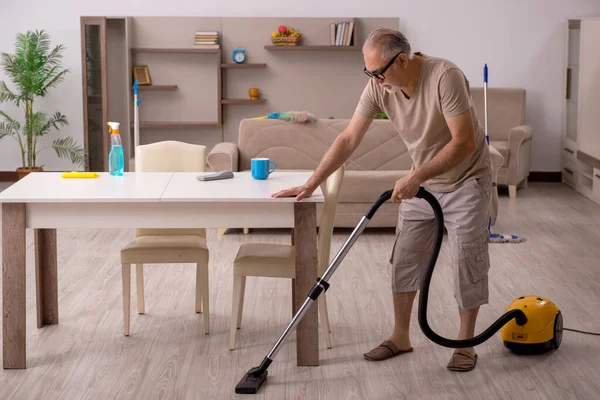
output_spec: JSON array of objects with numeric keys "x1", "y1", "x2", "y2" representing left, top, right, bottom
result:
[
  {"x1": 364, "y1": 340, "x2": 413, "y2": 361},
  {"x1": 446, "y1": 350, "x2": 478, "y2": 371}
]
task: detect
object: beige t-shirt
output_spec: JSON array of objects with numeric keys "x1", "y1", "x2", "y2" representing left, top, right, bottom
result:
[{"x1": 356, "y1": 52, "x2": 491, "y2": 193}]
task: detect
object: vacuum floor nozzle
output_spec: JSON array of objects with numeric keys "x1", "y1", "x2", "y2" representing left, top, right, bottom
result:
[{"x1": 234, "y1": 368, "x2": 268, "y2": 394}]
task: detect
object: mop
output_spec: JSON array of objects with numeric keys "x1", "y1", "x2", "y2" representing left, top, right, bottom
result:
[
  {"x1": 133, "y1": 80, "x2": 140, "y2": 148},
  {"x1": 484, "y1": 64, "x2": 526, "y2": 244}
]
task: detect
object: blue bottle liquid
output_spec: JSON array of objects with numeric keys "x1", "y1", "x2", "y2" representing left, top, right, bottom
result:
[{"x1": 108, "y1": 122, "x2": 124, "y2": 176}]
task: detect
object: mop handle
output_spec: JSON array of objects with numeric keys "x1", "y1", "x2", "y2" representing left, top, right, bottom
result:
[
  {"x1": 134, "y1": 80, "x2": 140, "y2": 148},
  {"x1": 484, "y1": 64, "x2": 489, "y2": 145}
]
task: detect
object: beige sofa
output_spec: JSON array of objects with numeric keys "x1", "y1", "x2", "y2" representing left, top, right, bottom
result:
[
  {"x1": 207, "y1": 88, "x2": 529, "y2": 227},
  {"x1": 208, "y1": 118, "x2": 408, "y2": 228},
  {"x1": 471, "y1": 87, "x2": 532, "y2": 198}
]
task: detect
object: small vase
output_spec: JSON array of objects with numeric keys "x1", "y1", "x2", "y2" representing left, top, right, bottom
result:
[
  {"x1": 16, "y1": 167, "x2": 43, "y2": 180},
  {"x1": 249, "y1": 88, "x2": 260, "y2": 100}
]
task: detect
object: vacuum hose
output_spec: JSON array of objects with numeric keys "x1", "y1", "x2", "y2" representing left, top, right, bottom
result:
[{"x1": 368, "y1": 187, "x2": 528, "y2": 349}]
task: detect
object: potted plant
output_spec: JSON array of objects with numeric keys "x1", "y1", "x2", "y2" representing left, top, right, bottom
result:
[{"x1": 0, "y1": 30, "x2": 86, "y2": 180}]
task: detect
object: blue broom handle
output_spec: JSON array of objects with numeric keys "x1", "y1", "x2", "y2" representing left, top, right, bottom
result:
[{"x1": 484, "y1": 64, "x2": 489, "y2": 145}]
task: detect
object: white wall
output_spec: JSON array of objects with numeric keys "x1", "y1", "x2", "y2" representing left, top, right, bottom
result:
[{"x1": 1, "y1": 0, "x2": 599, "y2": 172}]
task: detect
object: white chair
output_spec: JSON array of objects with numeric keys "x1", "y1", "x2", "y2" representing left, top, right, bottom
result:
[
  {"x1": 120, "y1": 141, "x2": 210, "y2": 336},
  {"x1": 229, "y1": 165, "x2": 345, "y2": 350}
]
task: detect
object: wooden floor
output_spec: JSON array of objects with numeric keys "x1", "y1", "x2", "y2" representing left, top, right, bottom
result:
[{"x1": 1, "y1": 182, "x2": 600, "y2": 399}]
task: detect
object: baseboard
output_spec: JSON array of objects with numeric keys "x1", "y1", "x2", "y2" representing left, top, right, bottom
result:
[
  {"x1": 0, "y1": 171, "x2": 18, "y2": 182},
  {"x1": 527, "y1": 171, "x2": 562, "y2": 182}
]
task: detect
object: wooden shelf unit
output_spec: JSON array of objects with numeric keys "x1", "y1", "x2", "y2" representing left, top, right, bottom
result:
[
  {"x1": 135, "y1": 121, "x2": 220, "y2": 129},
  {"x1": 221, "y1": 63, "x2": 266, "y2": 69},
  {"x1": 221, "y1": 98, "x2": 265, "y2": 104},
  {"x1": 264, "y1": 45, "x2": 362, "y2": 51},
  {"x1": 131, "y1": 47, "x2": 220, "y2": 54},
  {"x1": 137, "y1": 85, "x2": 178, "y2": 91},
  {"x1": 81, "y1": 16, "x2": 399, "y2": 172}
]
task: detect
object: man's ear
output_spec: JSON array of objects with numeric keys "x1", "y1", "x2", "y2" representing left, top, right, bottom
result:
[{"x1": 398, "y1": 53, "x2": 408, "y2": 68}]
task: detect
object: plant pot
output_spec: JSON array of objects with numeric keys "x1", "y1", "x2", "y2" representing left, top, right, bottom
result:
[{"x1": 17, "y1": 167, "x2": 43, "y2": 180}]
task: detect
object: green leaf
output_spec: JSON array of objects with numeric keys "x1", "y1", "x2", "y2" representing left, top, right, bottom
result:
[
  {"x1": 50, "y1": 136, "x2": 86, "y2": 168},
  {"x1": 0, "y1": 81, "x2": 22, "y2": 106},
  {"x1": 35, "y1": 111, "x2": 68, "y2": 136}
]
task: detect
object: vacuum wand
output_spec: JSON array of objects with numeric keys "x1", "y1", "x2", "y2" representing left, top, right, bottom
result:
[{"x1": 234, "y1": 190, "x2": 388, "y2": 394}]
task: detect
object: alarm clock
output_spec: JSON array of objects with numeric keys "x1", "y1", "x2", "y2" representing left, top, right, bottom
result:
[{"x1": 232, "y1": 48, "x2": 246, "y2": 64}]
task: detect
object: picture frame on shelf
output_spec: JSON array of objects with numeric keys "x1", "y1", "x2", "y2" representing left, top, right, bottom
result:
[{"x1": 133, "y1": 65, "x2": 151, "y2": 85}]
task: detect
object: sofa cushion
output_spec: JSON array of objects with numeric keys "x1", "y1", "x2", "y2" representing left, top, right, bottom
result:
[
  {"x1": 339, "y1": 170, "x2": 409, "y2": 203},
  {"x1": 490, "y1": 141, "x2": 509, "y2": 167}
]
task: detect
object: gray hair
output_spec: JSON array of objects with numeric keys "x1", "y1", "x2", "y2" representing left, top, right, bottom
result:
[{"x1": 362, "y1": 29, "x2": 413, "y2": 60}]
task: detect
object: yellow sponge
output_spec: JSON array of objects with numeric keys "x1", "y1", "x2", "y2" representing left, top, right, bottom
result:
[{"x1": 62, "y1": 171, "x2": 99, "y2": 178}]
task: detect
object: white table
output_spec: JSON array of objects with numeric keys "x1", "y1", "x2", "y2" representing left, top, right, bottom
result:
[{"x1": 0, "y1": 171, "x2": 323, "y2": 369}]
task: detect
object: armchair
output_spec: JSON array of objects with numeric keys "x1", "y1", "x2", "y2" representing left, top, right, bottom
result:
[{"x1": 471, "y1": 87, "x2": 532, "y2": 198}]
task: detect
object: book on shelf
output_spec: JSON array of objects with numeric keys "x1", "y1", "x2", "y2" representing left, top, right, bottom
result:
[
  {"x1": 194, "y1": 31, "x2": 220, "y2": 48},
  {"x1": 330, "y1": 21, "x2": 354, "y2": 46}
]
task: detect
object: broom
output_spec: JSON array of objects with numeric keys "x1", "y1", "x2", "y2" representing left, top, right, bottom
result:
[{"x1": 484, "y1": 64, "x2": 526, "y2": 244}]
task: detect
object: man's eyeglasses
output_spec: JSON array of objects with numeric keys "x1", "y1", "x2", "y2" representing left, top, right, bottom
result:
[{"x1": 364, "y1": 51, "x2": 403, "y2": 80}]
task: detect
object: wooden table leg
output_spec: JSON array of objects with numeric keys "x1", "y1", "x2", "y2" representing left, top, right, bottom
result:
[
  {"x1": 2, "y1": 203, "x2": 26, "y2": 369},
  {"x1": 294, "y1": 202, "x2": 319, "y2": 366},
  {"x1": 35, "y1": 229, "x2": 58, "y2": 327}
]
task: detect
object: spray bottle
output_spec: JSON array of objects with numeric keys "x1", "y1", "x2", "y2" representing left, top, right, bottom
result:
[{"x1": 108, "y1": 122, "x2": 124, "y2": 176}]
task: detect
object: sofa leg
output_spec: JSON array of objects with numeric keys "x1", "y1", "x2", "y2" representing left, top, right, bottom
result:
[
  {"x1": 518, "y1": 179, "x2": 528, "y2": 190},
  {"x1": 243, "y1": 228, "x2": 249, "y2": 235},
  {"x1": 509, "y1": 185, "x2": 517, "y2": 198}
]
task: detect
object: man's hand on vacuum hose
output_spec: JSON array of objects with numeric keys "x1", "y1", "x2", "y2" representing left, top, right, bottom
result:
[{"x1": 391, "y1": 171, "x2": 422, "y2": 203}]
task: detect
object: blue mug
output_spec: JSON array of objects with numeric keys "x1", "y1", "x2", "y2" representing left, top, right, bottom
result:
[{"x1": 251, "y1": 158, "x2": 277, "y2": 179}]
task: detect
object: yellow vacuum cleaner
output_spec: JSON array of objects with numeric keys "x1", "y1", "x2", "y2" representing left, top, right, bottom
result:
[
  {"x1": 500, "y1": 296, "x2": 562, "y2": 353},
  {"x1": 235, "y1": 187, "x2": 564, "y2": 394}
]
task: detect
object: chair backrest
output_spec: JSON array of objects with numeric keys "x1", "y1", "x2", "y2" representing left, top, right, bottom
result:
[
  {"x1": 317, "y1": 164, "x2": 345, "y2": 275},
  {"x1": 135, "y1": 140, "x2": 206, "y2": 172},
  {"x1": 135, "y1": 140, "x2": 206, "y2": 238}
]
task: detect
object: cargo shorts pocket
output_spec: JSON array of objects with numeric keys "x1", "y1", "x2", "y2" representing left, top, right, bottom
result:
[
  {"x1": 472, "y1": 174, "x2": 492, "y2": 204},
  {"x1": 457, "y1": 233, "x2": 490, "y2": 284}
]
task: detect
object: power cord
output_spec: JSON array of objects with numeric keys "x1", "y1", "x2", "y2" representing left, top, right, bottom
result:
[{"x1": 564, "y1": 327, "x2": 600, "y2": 336}]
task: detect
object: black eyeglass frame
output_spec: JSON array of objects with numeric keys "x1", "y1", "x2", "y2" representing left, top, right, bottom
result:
[{"x1": 364, "y1": 51, "x2": 403, "y2": 80}]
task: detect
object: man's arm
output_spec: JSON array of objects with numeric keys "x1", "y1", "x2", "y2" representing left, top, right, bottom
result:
[
  {"x1": 272, "y1": 111, "x2": 373, "y2": 200},
  {"x1": 412, "y1": 109, "x2": 476, "y2": 183}
]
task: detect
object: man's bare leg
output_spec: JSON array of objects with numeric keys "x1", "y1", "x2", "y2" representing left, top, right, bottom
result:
[
  {"x1": 456, "y1": 306, "x2": 479, "y2": 354},
  {"x1": 388, "y1": 291, "x2": 417, "y2": 350}
]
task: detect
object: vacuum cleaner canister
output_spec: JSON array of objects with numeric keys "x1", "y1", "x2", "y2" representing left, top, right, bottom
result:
[{"x1": 501, "y1": 296, "x2": 562, "y2": 354}]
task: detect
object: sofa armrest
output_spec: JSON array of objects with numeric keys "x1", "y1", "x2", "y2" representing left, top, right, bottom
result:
[
  {"x1": 507, "y1": 125, "x2": 532, "y2": 186},
  {"x1": 206, "y1": 142, "x2": 239, "y2": 172}
]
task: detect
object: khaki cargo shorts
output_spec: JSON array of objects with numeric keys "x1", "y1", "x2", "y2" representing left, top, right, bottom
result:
[{"x1": 389, "y1": 173, "x2": 492, "y2": 310}]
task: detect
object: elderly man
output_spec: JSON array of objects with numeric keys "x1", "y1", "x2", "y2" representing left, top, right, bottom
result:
[{"x1": 272, "y1": 28, "x2": 492, "y2": 372}]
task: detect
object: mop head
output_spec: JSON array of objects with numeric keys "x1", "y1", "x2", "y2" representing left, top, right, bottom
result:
[
  {"x1": 253, "y1": 111, "x2": 317, "y2": 123},
  {"x1": 489, "y1": 232, "x2": 527, "y2": 243}
]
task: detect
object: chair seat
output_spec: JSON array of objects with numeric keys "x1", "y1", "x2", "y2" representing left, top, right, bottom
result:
[
  {"x1": 233, "y1": 243, "x2": 296, "y2": 278},
  {"x1": 490, "y1": 141, "x2": 509, "y2": 167},
  {"x1": 121, "y1": 235, "x2": 209, "y2": 264}
]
